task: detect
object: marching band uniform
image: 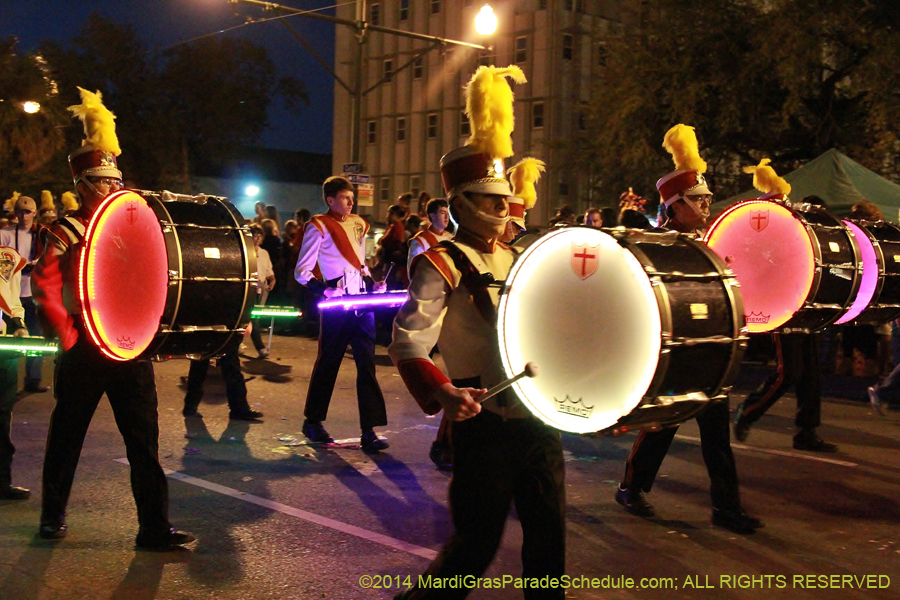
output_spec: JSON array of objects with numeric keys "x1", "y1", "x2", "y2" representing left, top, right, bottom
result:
[
  {"x1": 295, "y1": 197, "x2": 388, "y2": 451},
  {"x1": 0, "y1": 246, "x2": 31, "y2": 500},
  {"x1": 406, "y1": 225, "x2": 453, "y2": 273},
  {"x1": 32, "y1": 88, "x2": 193, "y2": 548},
  {"x1": 390, "y1": 66, "x2": 564, "y2": 600},
  {"x1": 616, "y1": 125, "x2": 761, "y2": 534}
]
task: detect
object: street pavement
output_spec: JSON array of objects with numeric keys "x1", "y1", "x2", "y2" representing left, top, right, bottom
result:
[{"x1": 1, "y1": 329, "x2": 899, "y2": 600}]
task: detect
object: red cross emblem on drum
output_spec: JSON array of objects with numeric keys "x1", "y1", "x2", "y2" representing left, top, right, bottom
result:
[
  {"x1": 571, "y1": 243, "x2": 600, "y2": 280},
  {"x1": 749, "y1": 209, "x2": 769, "y2": 232}
]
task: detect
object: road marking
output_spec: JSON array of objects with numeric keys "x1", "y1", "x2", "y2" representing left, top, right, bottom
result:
[
  {"x1": 114, "y1": 458, "x2": 438, "y2": 560},
  {"x1": 673, "y1": 435, "x2": 858, "y2": 467}
]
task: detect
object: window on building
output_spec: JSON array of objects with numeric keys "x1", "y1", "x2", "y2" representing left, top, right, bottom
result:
[
  {"x1": 431, "y1": 0, "x2": 440, "y2": 15},
  {"x1": 597, "y1": 43, "x2": 608, "y2": 66},
  {"x1": 380, "y1": 177, "x2": 390, "y2": 202},
  {"x1": 383, "y1": 59, "x2": 393, "y2": 82},
  {"x1": 427, "y1": 113, "x2": 438, "y2": 138},
  {"x1": 576, "y1": 0, "x2": 585, "y2": 12},
  {"x1": 515, "y1": 36, "x2": 527, "y2": 64},
  {"x1": 413, "y1": 56, "x2": 424, "y2": 79},
  {"x1": 400, "y1": 0, "x2": 409, "y2": 21},
  {"x1": 410, "y1": 176, "x2": 420, "y2": 196},
  {"x1": 532, "y1": 102, "x2": 544, "y2": 129},
  {"x1": 370, "y1": 3, "x2": 380, "y2": 25},
  {"x1": 478, "y1": 48, "x2": 495, "y2": 67},
  {"x1": 367, "y1": 121, "x2": 377, "y2": 144},
  {"x1": 562, "y1": 34, "x2": 573, "y2": 60},
  {"x1": 565, "y1": 0, "x2": 574, "y2": 10},
  {"x1": 460, "y1": 111, "x2": 471, "y2": 136},
  {"x1": 539, "y1": 0, "x2": 547, "y2": 9},
  {"x1": 396, "y1": 117, "x2": 407, "y2": 142},
  {"x1": 559, "y1": 181, "x2": 569, "y2": 196}
]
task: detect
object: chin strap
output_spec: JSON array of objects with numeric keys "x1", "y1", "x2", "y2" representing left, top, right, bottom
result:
[{"x1": 457, "y1": 193, "x2": 510, "y2": 227}]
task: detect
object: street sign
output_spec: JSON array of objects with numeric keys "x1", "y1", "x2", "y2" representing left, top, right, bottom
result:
[
  {"x1": 346, "y1": 173, "x2": 371, "y2": 185},
  {"x1": 356, "y1": 183, "x2": 374, "y2": 206},
  {"x1": 343, "y1": 162, "x2": 361, "y2": 174}
]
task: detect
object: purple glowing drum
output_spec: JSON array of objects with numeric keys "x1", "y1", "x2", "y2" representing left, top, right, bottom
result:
[{"x1": 836, "y1": 219, "x2": 900, "y2": 325}]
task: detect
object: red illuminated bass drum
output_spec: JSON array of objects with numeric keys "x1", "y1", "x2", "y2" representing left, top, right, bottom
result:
[
  {"x1": 705, "y1": 200, "x2": 860, "y2": 333},
  {"x1": 497, "y1": 227, "x2": 746, "y2": 436},
  {"x1": 836, "y1": 219, "x2": 900, "y2": 325},
  {"x1": 79, "y1": 189, "x2": 256, "y2": 361}
]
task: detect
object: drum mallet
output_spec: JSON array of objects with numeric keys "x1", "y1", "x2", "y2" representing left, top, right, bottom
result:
[{"x1": 477, "y1": 362, "x2": 539, "y2": 403}]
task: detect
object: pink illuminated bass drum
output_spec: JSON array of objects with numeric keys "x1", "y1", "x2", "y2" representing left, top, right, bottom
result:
[
  {"x1": 496, "y1": 227, "x2": 746, "y2": 436},
  {"x1": 79, "y1": 189, "x2": 256, "y2": 361},
  {"x1": 704, "y1": 200, "x2": 860, "y2": 333},
  {"x1": 835, "y1": 219, "x2": 900, "y2": 325}
]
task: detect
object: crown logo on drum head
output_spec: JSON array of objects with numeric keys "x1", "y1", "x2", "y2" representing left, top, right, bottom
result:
[
  {"x1": 745, "y1": 312, "x2": 770, "y2": 324},
  {"x1": 749, "y1": 210, "x2": 769, "y2": 232},
  {"x1": 571, "y1": 243, "x2": 600, "y2": 280},
  {"x1": 116, "y1": 336, "x2": 136, "y2": 350},
  {"x1": 554, "y1": 395, "x2": 594, "y2": 418}
]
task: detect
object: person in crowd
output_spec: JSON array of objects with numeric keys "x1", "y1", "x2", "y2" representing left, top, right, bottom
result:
[
  {"x1": 615, "y1": 125, "x2": 762, "y2": 534},
  {"x1": 248, "y1": 223, "x2": 276, "y2": 358},
  {"x1": 32, "y1": 87, "x2": 193, "y2": 548},
  {"x1": 294, "y1": 176, "x2": 389, "y2": 453},
  {"x1": 0, "y1": 194, "x2": 47, "y2": 393},
  {"x1": 0, "y1": 246, "x2": 32, "y2": 500},
  {"x1": 620, "y1": 208, "x2": 652, "y2": 229},
  {"x1": 584, "y1": 208, "x2": 602, "y2": 227}
]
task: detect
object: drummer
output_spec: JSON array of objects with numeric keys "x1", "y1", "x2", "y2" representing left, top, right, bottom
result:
[
  {"x1": 294, "y1": 175, "x2": 390, "y2": 453},
  {"x1": 389, "y1": 65, "x2": 565, "y2": 600},
  {"x1": 32, "y1": 87, "x2": 194, "y2": 548},
  {"x1": 614, "y1": 124, "x2": 763, "y2": 534}
]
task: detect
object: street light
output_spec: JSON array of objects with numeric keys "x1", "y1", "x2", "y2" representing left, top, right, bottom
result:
[
  {"x1": 475, "y1": 5, "x2": 498, "y2": 36},
  {"x1": 22, "y1": 101, "x2": 41, "y2": 114}
]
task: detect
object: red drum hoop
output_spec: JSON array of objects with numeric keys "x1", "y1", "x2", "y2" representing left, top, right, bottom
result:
[{"x1": 79, "y1": 190, "x2": 255, "y2": 361}]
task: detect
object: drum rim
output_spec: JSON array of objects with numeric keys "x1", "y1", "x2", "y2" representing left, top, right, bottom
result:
[
  {"x1": 838, "y1": 218, "x2": 900, "y2": 324},
  {"x1": 496, "y1": 226, "x2": 663, "y2": 434}
]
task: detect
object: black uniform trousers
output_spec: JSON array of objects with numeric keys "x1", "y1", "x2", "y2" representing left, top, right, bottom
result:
[
  {"x1": 303, "y1": 309, "x2": 387, "y2": 430},
  {"x1": 406, "y1": 409, "x2": 566, "y2": 600},
  {"x1": 736, "y1": 332, "x2": 821, "y2": 430},
  {"x1": 41, "y1": 336, "x2": 171, "y2": 535},
  {"x1": 623, "y1": 400, "x2": 741, "y2": 510},
  {"x1": 184, "y1": 351, "x2": 250, "y2": 413},
  {"x1": 0, "y1": 357, "x2": 20, "y2": 487}
]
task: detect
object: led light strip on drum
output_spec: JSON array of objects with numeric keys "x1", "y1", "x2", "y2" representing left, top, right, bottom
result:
[
  {"x1": 251, "y1": 306, "x2": 303, "y2": 318},
  {"x1": 0, "y1": 336, "x2": 59, "y2": 356},
  {"x1": 318, "y1": 292, "x2": 409, "y2": 311}
]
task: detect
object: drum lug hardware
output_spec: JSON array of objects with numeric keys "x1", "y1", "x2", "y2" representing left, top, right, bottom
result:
[{"x1": 168, "y1": 270, "x2": 179, "y2": 280}]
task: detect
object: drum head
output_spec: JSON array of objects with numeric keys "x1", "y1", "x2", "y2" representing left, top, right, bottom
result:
[
  {"x1": 705, "y1": 201, "x2": 815, "y2": 332},
  {"x1": 80, "y1": 190, "x2": 169, "y2": 360},
  {"x1": 497, "y1": 227, "x2": 662, "y2": 434},
  {"x1": 835, "y1": 220, "x2": 878, "y2": 324}
]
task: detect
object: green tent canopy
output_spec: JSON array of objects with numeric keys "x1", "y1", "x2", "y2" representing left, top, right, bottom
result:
[{"x1": 710, "y1": 149, "x2": 900, "y2": 224}]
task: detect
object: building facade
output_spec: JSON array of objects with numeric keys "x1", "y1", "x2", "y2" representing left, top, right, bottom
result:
[{"x1": 332, "y1": 0, "x2": 638, "y2": 225}]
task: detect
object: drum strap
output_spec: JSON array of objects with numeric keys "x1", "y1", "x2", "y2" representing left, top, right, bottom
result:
[
  {"x1": 437, "y1": 241, "x2": 496, "y2": 325},
  {"x1": 56, "y1": 217, "x2": 86, "y2": 245}
]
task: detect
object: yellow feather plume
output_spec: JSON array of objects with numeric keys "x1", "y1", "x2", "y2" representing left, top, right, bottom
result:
[
  {"x1": 465, "y1": 65, "x2": 527, "y2": 159},
  {"x1": 61, "y1": 191, "x2": 79, "y2": 211},
  {"x1": 508, "y1": 158, "x2": 546, "y2": 210},
  {"x1": 4, "y1": 192, "x2": 20, "y2": 213},
  {"x1": 41, "y1": 190, "x2": 55, "y2": 210},
  {"x1": 68, "y1": 87, "x2": 121, "y2": 156},
  {"x1": 743, "y1": 158, "x2": 791, "y2": 195},
  {"x1": 662, "y1": 124, "x2": 707, "y2": 173}
]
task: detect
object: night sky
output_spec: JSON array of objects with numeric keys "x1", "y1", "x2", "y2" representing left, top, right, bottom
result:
[{"x1": 0, "y1": 0, "x2": 336, "y2": 155}]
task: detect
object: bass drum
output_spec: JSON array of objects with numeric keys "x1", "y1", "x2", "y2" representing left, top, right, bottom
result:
[
  {"x1": 836, "y1": 219, "x2": 900, "y2": 325},
  {"x1": 705, "y1": 200, "x2": 860, "y2": 333},
  {"x1": 497, "y1": 227, "x2": 746, "y2": 435},
  {"x1": 79, "y1": 189, "x2": 256, "y2": 361}
]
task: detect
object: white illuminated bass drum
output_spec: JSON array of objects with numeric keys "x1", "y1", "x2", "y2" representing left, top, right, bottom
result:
[{"x1": 497, "y1": 227, "x2": 747, "y2": 436}]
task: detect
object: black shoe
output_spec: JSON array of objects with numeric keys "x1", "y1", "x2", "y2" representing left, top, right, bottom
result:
[
  {"x1": 429, "y1": 441, "x2": 452, "y2": 471},
  {"x1": 0, "y1": 485, "x2": 30, "y2": 500},
  {"x1": 733, "y1": 418, "x2": 751, "y2": 442},
  {"x1": 793, "y1": 430, "x2": 837, "y2": 453},
  {"x1": 361, "y1": 430, "x2": 389, "y2": 453},
  {"x1": 136, "y1": 528, "x2": 196, "y2": 550},
  {"x1": 302, "y1": 420, "x2": 334, "y2": 444},
  {"x1": 712, "y1": 507, "x2": 763, "y2": 534},
  {"x1": 39, "y1": 521, "x2": 68, "y2": 540},
  {"x1": 23, "y1": 383, "x2": 50, "y2": 393},
  {"x1": 615, "y1": 485, "x2": 655, "y2": 517},
  {"x1": 229, "y1": 409, "x2": 264, "y2": 421}
]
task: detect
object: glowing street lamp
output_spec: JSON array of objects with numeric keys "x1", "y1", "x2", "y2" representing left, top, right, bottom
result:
[
  {"x1": 245, "y1": 184, "x2": 260, "y2": 197},
  {"x1": 22, "y1": 101, "x2": 41, "y2": 114},
  {"x1": 475, "y1": 5, "x2": 498, "y2": 36}
]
